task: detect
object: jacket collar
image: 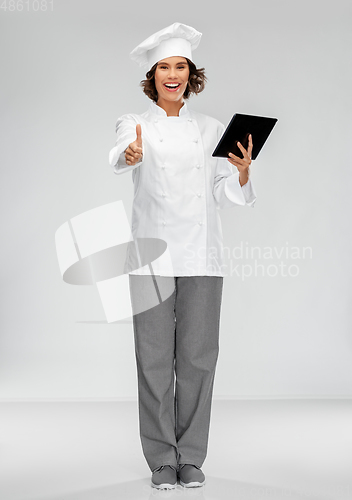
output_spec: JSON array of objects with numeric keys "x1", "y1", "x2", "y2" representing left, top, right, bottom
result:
[{"x1": 149, "y1": 100, "x2": 189, "y2": 118}]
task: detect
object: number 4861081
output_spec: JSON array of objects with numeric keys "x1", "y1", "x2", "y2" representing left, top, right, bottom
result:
[{"x1": 1, "y1": 0, "x2": 54, "y2": 11}]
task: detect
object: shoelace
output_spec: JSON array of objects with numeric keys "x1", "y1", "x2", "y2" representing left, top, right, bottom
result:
[
  {"x1": 153, "y1": 464, "x2": 201, "y2": 473},
  {"x1": 178, "y1": 464, "x2": 201, "y2": 471},
  {"x1": 152, "y1": 465, "x2": 178, "y2": 473}
]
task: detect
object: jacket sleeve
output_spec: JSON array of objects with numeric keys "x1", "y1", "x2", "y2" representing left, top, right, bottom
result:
[
  {"x1": 212, "y1": 122, "x2": 257, "y2": 209},
  {"x1": 108, "y1": 114, "x2": 144, "y2": 175}
]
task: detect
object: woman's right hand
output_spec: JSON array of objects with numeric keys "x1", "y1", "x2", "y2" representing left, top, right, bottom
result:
[{"x1": 125, "y1": 124, "x2": 143, "y2": 166}]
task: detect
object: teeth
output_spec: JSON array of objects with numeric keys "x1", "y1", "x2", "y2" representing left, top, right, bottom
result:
[{"x1": 165, "y1": 84, "x2": 180, "y2": 88}]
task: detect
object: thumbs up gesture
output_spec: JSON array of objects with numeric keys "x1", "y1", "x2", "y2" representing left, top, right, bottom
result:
[{"x1": 125, "y1": 124, "x2": 143, "y2": 166}]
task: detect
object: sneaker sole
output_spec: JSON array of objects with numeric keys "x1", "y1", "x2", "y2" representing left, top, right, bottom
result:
[
  {"x1": 151, "y1": 481, "x2": 177, "y2": 489},
  {"x1": 180, "y1": 479, "x2": 206, "y2": 488}
]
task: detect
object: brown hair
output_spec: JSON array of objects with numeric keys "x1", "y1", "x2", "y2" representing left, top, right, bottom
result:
[{"x1": 140, "y1": 58, "x2": 207, "y2": 102}]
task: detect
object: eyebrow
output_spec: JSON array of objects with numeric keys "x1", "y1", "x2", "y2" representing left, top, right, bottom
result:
[{"x1": 157, "y1": 61, "x2": 187, "y2": 66}]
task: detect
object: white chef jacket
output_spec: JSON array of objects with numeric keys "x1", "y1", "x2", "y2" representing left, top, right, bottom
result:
[{"x1": 109, "y1": 100, "x2": 257, "y2": 277}]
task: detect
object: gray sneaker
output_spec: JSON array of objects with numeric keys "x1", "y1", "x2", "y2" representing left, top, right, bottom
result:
[
  {"x1": 151, "y1": 465, "x2": 178, "y2": 489},
  {"x1": 178, "y1": 464, "x2": 206, "y2": 488}
]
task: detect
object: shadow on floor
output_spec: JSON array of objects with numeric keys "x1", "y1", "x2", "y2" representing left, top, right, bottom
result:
[{"x1": 42, "y1": 476, "x2": 329, "y2": 500}]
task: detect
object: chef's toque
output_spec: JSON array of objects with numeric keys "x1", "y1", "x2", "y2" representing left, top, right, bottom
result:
[{"x1": 130, "y1": 22, "x2": 202, "y2": 71}]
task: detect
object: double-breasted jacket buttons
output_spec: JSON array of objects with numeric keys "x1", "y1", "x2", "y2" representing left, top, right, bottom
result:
[{"x1": 154, "y1": 118, "x2": 205, "y2": 230}]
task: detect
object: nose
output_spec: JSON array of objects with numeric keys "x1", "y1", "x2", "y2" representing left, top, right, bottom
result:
[{"x1": 168, "y1": 67, "x2": 177, "y2": 79}]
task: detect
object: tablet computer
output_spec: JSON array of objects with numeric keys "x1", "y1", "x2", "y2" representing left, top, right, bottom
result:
[{"x1": 212, "y1": 113, "x2": 278, "y2": 160}]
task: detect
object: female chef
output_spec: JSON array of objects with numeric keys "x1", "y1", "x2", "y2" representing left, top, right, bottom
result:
[{"x1": 109, "y1": 22, "x2": 256, "y2": 490}]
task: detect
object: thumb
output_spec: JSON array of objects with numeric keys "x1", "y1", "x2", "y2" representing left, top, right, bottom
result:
[{"x1": 136, "y1": 124, "x2": 142, "y2": 146}]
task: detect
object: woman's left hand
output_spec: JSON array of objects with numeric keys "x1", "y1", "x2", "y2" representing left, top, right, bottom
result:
[{"x1": 227, "y1": 134, "x2": 253, "y2": 173}]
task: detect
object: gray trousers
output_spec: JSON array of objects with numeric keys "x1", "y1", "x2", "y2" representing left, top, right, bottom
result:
[{"x1": 129, "y1": 274, "x2": 223, "y2": 472}]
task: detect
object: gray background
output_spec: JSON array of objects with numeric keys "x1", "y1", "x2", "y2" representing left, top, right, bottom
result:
[{"x1": 1, "y1": 0, "x2": 351, "y2": 399}]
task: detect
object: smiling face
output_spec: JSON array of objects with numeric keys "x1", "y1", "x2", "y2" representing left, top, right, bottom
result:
[{"x1": 154, "y1": 56, "x2": 190, "y2": 106}]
